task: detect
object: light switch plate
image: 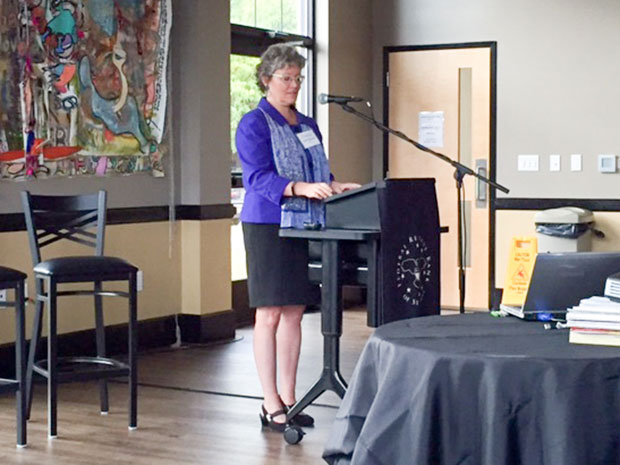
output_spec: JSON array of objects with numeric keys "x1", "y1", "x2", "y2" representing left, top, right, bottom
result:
[
  {"x1": 570, "y1": 154, "x2": 582, "y2": 171},
  {"x1": 598, "y1": 154, "x2": 616, "y2": 173},
  {"x1": 517, "y1": 154, "x2": 539, "y2": 171},
  {"x1": 549, "y1": 154, "x2": 561, "y2": 172}
]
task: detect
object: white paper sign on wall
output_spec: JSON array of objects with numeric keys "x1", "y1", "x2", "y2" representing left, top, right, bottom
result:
[{"x1": 418, "y1": 111, "x2": 444, "y2": 148}]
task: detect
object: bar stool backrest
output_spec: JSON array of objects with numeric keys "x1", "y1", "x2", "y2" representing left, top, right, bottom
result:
[{"x1": 21, "y1": 190, "x2": 107, "y2": 267}]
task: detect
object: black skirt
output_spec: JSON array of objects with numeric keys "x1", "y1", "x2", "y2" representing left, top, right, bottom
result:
[{"x1": 242, "y1": 222, "x2": 320, "y2": 308}]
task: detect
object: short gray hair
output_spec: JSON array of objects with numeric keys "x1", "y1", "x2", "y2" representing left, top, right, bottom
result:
[{"x1": 256, "y1": 44, "x2": 306, "y2": 93}]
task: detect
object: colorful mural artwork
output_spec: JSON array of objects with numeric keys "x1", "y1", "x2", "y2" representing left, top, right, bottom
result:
[{"x1": 0, "y1": 0, "x2": 171, "y2": 180}]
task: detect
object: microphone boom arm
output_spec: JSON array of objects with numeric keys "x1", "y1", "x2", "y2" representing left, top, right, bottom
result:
[{"x1": 337, "y1": 102, "x2": 509, "y2": 194}]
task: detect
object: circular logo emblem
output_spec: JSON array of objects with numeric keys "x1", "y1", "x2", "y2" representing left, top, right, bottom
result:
[{"x1": 396, "y1": 235, "x2": 432, "y2": 306}]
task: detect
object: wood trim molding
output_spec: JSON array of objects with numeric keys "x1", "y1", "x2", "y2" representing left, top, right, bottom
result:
[
  {"x1": 0, "y1": 203, "x2": 236, "y2": 232},
  {"x1": 177, "y1": 311, "x2": 236, "y2": 344},
  {"x1": 495, "y1": 198, "x2": 620, "y2": 211},
  {"x1": 175, "y1": 204, "x2": 237, "y2": 221}
]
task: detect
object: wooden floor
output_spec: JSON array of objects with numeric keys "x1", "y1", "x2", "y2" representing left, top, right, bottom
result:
[{"x1": 0, "y1": 308, "x2": 374, "y2": 464}]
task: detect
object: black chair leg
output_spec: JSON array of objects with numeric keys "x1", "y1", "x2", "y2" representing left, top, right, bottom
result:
[
  {"x1": 128, "y1": 273, "x2": 138, "y2": 430},
  {"x1": 94, "y1": 283, "x2": 109, "y2": 414},
  {"x1": 15, "y1": 281, "x2": 27, "y2": 447},
  {"x1": 48, "y1": 279, "x2": 58, "y2": 438},
  {"x1": 25, "y1": 296, "x2": 43, "y2": 421}
]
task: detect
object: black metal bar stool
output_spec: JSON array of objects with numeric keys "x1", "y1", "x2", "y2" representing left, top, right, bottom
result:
[
  {"x1": 0, "y1": 266, "x2": 27, "y2": 447},
  {"x1": 21, "y1": 190, "x2": 138, "y2": 438}
]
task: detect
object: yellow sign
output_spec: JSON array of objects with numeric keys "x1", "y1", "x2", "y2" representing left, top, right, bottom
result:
[{"x1": 501, "y1": 237, "x2": 538, "y2": 307}]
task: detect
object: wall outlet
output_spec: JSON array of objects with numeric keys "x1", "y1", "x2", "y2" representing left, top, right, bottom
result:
[
  {"x1": 549, "y1": 154, "x2": 561, "y2": 172},
  {"x1": 570, "y1": 154, "x2": 582, "y2": 171},
  {"x1": 137, "y1": 270, "x2": 144, "y2": 292},
  {"x1": 517, "y1": 154, "x2": 539, "y2": 171}
]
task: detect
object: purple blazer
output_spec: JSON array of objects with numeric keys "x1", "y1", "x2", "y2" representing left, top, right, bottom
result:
[{"x1": 236, "y1": 98, "x2": 327, "y2": 224}]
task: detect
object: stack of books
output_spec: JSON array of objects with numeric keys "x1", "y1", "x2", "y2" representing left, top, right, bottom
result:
[{"x1": 566, "y1": 296, "x2": 620, "y2": 346}]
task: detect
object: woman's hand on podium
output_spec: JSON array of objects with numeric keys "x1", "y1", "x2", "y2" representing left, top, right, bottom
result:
[
  {"x1": 331, "y1": 181, "x2": 362, "y2": 195},
  {"x1": 293, "y1": 181, "x2": 333, "y2": 199}
]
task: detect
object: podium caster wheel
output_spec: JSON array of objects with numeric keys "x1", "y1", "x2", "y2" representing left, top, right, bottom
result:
[{"x1": 284, "y1": 425, "x2": 304, "y2": 444}]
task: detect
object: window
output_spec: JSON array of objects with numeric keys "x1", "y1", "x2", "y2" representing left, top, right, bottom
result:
[
  {"x1": 230, "y1": 1, "x2": 315, "y2": 283},
  {"x1": 231, "y1": 0, "x2": 310, "y2": 35}
]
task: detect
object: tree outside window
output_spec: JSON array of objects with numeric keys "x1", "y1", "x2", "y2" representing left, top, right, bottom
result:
[{"x1": 231, "y1": 54, "x2": 262, "y2": 173}]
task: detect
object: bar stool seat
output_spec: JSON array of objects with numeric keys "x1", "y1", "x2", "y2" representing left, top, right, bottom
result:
[
  {"x1": 0, "y1": 265, "x2": 27, "y2": 447},
  {"x1": 35, "y1": 256, "x2": 137, "y2": 281},
  {"x1": 0, "y1": 266, "x2": 27, "y2": 282}
]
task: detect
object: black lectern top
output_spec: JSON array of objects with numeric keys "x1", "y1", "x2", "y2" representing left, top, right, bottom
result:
[{"x1": 324, "y1": 182, "x2": 381, "y2": 230}]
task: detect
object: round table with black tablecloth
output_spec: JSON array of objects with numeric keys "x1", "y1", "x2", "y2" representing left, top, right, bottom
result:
[{"x1": 323, "y1": 313, "x2": 620, "y2": 465}]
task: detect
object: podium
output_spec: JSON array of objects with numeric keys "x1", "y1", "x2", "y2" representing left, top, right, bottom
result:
[
  {"x1": 325, "y1": 178, "x2": 441, "y2": 324},
  {"x1": 279, "y1": 178, "x2": 442, "y2": 422}
]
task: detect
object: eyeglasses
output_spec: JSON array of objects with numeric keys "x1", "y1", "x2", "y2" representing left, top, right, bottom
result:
[{"x1": 272, "y1": 74, "x2": 305, "y2": 85}]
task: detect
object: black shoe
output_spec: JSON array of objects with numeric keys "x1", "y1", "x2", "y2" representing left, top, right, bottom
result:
[
  {"x1": 286, "y1": 404, "x2": 315, "y2": 428},
  {"x1": 259, "y1": 405, "x2": 288, "y2": 432}
]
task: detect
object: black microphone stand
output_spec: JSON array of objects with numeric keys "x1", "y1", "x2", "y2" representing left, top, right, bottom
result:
[{"x1": 335, "y1": 101, "x2": 509, "y2": 314}]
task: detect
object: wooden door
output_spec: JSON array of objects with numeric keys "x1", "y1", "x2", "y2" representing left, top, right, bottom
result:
[{"x1": 385, "y1": 44, "x2": 496, "y2": 310}]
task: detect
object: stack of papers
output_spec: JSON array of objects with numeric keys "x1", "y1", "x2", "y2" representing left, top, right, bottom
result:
[{"x1": 566, "y1": 296, "x2": 620, "y2": 346}]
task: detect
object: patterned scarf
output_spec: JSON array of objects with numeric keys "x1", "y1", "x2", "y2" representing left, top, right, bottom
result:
[{"x1": 260, "y1": 108, "x2": 331, "y2": 229}]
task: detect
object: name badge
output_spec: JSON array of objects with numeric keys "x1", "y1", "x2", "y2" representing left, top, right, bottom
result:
[{"x1": 296, "y1": 130, "x2": 321, "y2": 149}]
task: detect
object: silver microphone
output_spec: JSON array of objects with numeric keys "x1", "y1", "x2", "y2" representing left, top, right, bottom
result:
[{"x1": 318, "y1": 93, "x2": 364, "y2": 104}]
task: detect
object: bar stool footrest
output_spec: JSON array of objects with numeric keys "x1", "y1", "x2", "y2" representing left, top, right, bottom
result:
[
  {"x1": 33, "y1": 356, "x2": 130, "y2": 383},
  {"x1": 0, "y1": 378, "x2": 20, "y2": 394}
]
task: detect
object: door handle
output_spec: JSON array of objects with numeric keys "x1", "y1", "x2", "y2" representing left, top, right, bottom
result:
[{"x1": 475, "y1": 159, "x2": 487, "y2": 206}]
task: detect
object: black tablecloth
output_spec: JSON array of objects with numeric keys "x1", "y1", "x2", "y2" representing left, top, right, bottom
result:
[{"x1": 323, "y1": 313, "x2": 620, "y2": 465}]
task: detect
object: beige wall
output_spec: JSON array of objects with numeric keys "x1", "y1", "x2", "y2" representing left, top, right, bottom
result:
[
  {"x1": 181, "y1": 219, "x2": 232, "y2": 315},
  {"x1": 316, "y1": 0, "x2": 374, "y2": 185}
]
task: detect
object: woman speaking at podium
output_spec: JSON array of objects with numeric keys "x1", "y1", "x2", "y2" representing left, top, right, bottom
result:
[{"x1": 236, "y1": 44, "x2": 359, "y2": 432}]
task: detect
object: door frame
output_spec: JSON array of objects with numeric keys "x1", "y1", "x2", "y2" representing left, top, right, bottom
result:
[{"x1": 382, "y1": 41, "x2": 498, "y2": 308}]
